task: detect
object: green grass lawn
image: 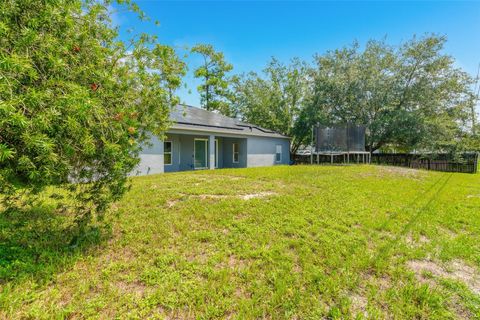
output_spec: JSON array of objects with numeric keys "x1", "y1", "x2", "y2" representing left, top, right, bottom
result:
[{"x1": 1, "y1": 165, "x2": 480, "y2": 319}]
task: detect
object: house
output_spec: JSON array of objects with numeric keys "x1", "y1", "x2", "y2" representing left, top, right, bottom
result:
[{"x1": 135, "y1": 104, "x2": 290, "y2": 175}]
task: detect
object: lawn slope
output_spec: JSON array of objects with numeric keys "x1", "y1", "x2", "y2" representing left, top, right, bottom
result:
[{"x1": 1, "y1": 165, "x2": 480, "y2": 319}]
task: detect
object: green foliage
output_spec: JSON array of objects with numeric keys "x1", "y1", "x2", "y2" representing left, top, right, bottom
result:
[
  {"x1": 1, "y1": 166, "x2": 479, "y2": 318},
  {"x1": 232, "y1": 35, "x2": 477, "y2": 155},
  {"x1": 191, "y1": 44, "x2": 234, "y2": 116},
  {"x1": 0, "y1": 0, "x2": 185, "y2": 236},
  {"x1": 233, "y1": 58, "x2": 311, "y2": 154},
  {"x1": 302, "y1": 35, "x2": 476, "y2": 153}
]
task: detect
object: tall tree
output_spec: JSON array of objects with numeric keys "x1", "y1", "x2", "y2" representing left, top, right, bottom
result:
[
  {"x1": 191, "y1": 44, "x2": 234, "y2": 116},
  {"x1": 0, "y1": 0, "x2": 185, "y2": 237},
  {"x1": 301, "y1": 35, "x2": 475, "y2": 153},
  {"x1": 234, "y1": 58, "x2": 311, "y2": 155}
]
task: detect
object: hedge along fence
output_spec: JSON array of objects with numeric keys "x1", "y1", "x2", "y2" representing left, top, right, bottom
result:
[{"x1": 293, "y1": 153, "x2": 479, "y2": 174}]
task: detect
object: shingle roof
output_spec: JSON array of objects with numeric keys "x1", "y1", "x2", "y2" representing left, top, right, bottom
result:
[{"x1": 169, "y1": 104, "x2": 289, "y2": 139}]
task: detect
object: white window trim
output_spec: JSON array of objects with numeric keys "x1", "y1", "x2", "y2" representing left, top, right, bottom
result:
[
  {"x1": 233, "y1": 142, "x2": 239, "y2": 163},
  {"x1": 215, "y1": 139, "x2": 219, "y2": 168},
  {"x1": 164, "y1": 140, "x2": 172, "y2": 165},
  {"x1": 194, "y1": 138, "x2": 209, "y2": 169},
  {"x1": 178, "y1": 140, "x2": 181, "y2": 164},
  {"x1": 275, "y1": 144, "x2": 282, "y2": 163}
]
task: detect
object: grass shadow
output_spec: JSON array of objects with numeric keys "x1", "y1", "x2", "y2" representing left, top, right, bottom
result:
[
  {"x1": 372, "y1": 173, "x2": 453, "y2": 268},
  {"x1": 0, "y1": 203, "x2": 111, "y2": 286}
]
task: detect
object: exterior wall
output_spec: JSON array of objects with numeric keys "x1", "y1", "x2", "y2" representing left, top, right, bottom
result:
[
  {"x1": 134, "y1": 135, "x2": 164, "y2": 176},
  {"x1": 246, "y1": 136, "x2": 290, "y2": 167},
  {"x1": 177, "y1": 135, "x2": 224, "y2": 171},
  {"x1": 222, "y1": 138, "x2": 247, "y2": 168},
  {"x1": 164, "y1": 134, "x2": 181, "y2": 172},
  {"x1": 135, "y1": 131, "x2": 289, "y2": 175}
]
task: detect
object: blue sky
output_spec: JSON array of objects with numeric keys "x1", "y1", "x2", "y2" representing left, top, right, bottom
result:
[{"x1": 115, "y1": 1, "x2": 480, "y2": 107}]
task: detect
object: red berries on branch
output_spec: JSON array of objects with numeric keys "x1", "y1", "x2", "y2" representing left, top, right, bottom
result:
[{"x1": 113, "y1": 113, "x2": 124, "y2": 121}]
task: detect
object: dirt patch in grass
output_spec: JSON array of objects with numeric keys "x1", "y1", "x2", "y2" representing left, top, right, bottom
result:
[
  {"x1": 447, "y1": 295, "x2": 474, "y2": 319},
  {"x1": 150, "y1": 307, "x2": 196, "y2": 320},
  {"x1": 190, "y1": 192, "x2": 277, "y2": 201},
  {"x1": 235, "y1": 286, "x2": 251, "y2": 299},
  {"x1": 165, "y1": 199, "x2": 179, "y2": 208},
  {"x1": 350, "y1": 293, "x2": 368, "y2": 317},
  {"x1": 407, "y1": 259, "x2": 480, "y2": 294},
  {"x1": 437, "y1": 226, "x2": 457, "y2": 238},
  {"x1": 185, "y1": 247, "x2": 211, "y2": 264},
  {"x1": 197, "y1": 194, "x2": 228, "y2": 200},
  {"x1": 466, "y1": 194, "x2": 480, "y2": 199},
  {"x1": 163, "y1": 191, "x2": 276, "y2": 206},
  {"x1": 362, "y1": 166, "x2": 427, "y2": 179},
  {"x1": 379, "y1": 166, "x2": 425, "y2": 177},
  {"x1": 449, "y1": 260, "x2": 480, "y2": 294},
  {"x1": 102, "y1": 246, "x2": 137, "y2": 264},
  {"x1": 220, "y1": 175, "x2": 246, "y2": 181},
  {"x1": 240, "y1": 192, "x2": 276, "y2": 200},
  {"x1": 216, "y1": 254, "x2": 249, "y2": 271},
  {"x1": 115, "y1": 280, "x2": 149, "y2": 297},
  {"x1": 347, "y1": 272, "x2": 391, "y2": 317},
  {"x1": 405, "y1": 233, "x2": 430, "y2": 247}
]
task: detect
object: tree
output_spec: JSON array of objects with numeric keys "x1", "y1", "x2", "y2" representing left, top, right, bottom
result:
[
  {"x1": 191, "y1": 44, "x2": 234, "y2": 116},
  {"x1": 301, "y1": 35, "x2": 475, "y2": 153},
  {"x1": 233, "y1": 58, "x2": 311, "y2": 155},
  {"x1": 0, "y1": 0, "x2": 185, "y2": 238}
]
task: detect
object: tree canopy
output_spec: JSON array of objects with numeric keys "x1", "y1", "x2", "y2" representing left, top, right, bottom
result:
[
  {"x1": 305, "y1": 35, "x2": 475, "y2": 153},
  {"x1": 233, "y1": 58, "x2": 311, "y2": 154},
  {"x1": 191, "y1": 44, "x2": 235, "y2": 116},
  {"x1": 233, "y1": 35, "x2": 478, "y2": 155},
  {"x1": 0, "y1": 0, "x2": 185, "y2": 235}
]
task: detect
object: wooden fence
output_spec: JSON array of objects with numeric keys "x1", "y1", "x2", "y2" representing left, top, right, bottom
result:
[
  {"x1": 371, "y1": 153, "x2": 478, "y2": 174},
  {"x1": 293, "y1": 153, "x2": 479, "y2": 174}
]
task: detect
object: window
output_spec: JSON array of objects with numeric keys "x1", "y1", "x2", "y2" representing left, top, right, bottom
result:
[
  {"x1": 275, "y1": 145, "x2": 282, "y2": 163},
  {"x1": 233, "y1": 142, "x2": 239, "y2": 163},
  {"x1": 164, "y1": 141, "x2": 172, "y2": 165}
]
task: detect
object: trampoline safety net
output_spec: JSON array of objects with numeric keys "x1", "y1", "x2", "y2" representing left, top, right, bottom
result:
[{"x1": 315, "y1": 124, "x2": 366, "y2": 152}]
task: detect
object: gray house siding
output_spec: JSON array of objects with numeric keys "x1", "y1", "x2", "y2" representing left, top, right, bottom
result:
[
  {"x1": 177, "y1": 135, "x2": 224, "y2": 171},
  {"x1": 135, "y1": 135, "x2": 164, "y2": 176},
  {"x1": 135, "y1": 134, "x2": 289, "y2": 175},
  {"x1": 164, "y1": 134, "x2": 181, "y2": 172},
  {"x1": 222, "y1": 138, "x2": 247, "y2": 168},
  {"x1": 134, "y1": 105, "x2": 290, "y2": 175},
  {"x1": 246, "y1": 136, "x2": 290, "y2": 167}
]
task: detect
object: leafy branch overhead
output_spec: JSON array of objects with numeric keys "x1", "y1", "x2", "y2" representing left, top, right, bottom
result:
[{"x1": 0, "y1": 0, "x2": 185, "y2": 238}]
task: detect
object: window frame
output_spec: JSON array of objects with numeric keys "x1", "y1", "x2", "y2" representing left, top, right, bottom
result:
[
  {"x1": 232, "y1": 142, "x2": 239, "y2": 163},
  {"x1": 215, "y1": 139, "x2": 219, "y2": 168},
  {"x1": 164, "y1": 140, "x2": 173, "y2": 165},
  {"x1": 178, "y1": 140, "x2": 181, "y2": 164},
  {"x1": 275, "y1": 144, "x2": 282, "y2": 163}
]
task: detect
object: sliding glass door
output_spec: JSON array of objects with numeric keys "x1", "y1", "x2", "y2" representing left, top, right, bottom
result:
[{"x1": 194, "y1": 139, "x2": 208, "y2": 169}]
